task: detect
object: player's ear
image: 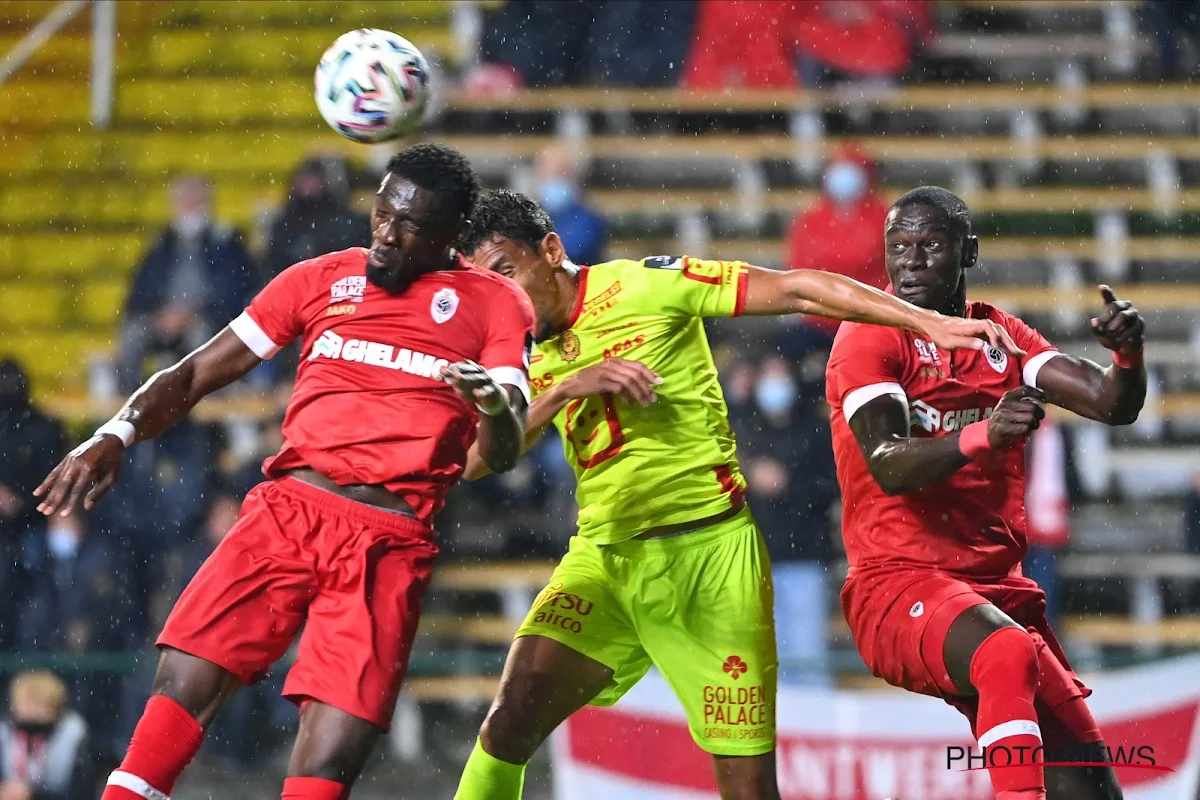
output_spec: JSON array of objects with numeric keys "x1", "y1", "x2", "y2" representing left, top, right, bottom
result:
[
  {"x1": 541, "y1": 232, "x2": 566, "y2": 268},
  {"x1": 455, "y1": 217, "x2": 472, "y2": 248},
  {"x1": 962, "y1": 235, "x2": 979, "y2": 270}
]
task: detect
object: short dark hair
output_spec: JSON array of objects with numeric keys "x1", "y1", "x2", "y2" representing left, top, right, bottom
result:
[
  {"x1": 891, "y1": 186, "x2": 972, "y2": 242},
  {"x1": 385, "y1": 143, "x2": 480, "y2": 224},
  {"x1": 459, "y1": 190, "x2": 556, "y2": 255}
]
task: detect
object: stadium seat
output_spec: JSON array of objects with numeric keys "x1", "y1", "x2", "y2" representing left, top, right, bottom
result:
[
  {"x1": 0, "y1": 283, "x2": 69, "y2": 328},
  {"x1": 76, "y1": 279, "x2": 130, "y2": 327}
]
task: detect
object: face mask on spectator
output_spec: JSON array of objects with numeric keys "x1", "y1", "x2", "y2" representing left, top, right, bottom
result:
[
  {"x1": 46, "y1": 527, "x2": 79, "y2": 560},
  {"x1": 174, "y1": 210, "x2": 210, "y2": 239},
  {"x1": 538, "y1": 179, "x2": 576, "y2": 214},
  {"x1": 823, "y1": 162, "x2": 868, "y2": 205},
  {"x1": 12, "y1": 719, "x2": 54, "y2": 738},
  {"x1": 755, "y1": 377, "x2": 797, "y2": 416}
]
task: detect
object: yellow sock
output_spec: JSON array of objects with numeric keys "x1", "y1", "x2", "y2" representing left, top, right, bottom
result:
[{"x1": 453, "y1": 738, "x2": 527, "y2": 800}]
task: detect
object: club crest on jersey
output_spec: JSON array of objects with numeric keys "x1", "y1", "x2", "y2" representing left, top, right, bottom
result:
[
  {"x1": 330, "y1": 276, "x2": 366, "y2": 304},
  {"x1": 558, "y1": 330, "x2": 581, "y2": 362},
  {"x1": 431, "y1": 288, "x2": 458, "y2": 324},
  {"x1": 985, "y1": 345, "x2": 1009, "y2": 374}
]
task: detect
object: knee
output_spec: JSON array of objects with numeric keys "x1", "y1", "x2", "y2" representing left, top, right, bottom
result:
[
  {"x1": 149, "y1": 652, "x2": 235, "y2": 728},
  {"x1": 479, "y1": 698, "x2": 541, "y2": 765},
  {"x1": 970, "y1": 626, "x2": 1039, "y2": 694},
  {"x1": 478, "y1": 675, "x2": 557, "y2": 765}
]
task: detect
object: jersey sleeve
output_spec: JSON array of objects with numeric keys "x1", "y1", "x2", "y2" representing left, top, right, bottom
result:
[
  {"x1": 826, "y1": 323, "x2": 908, "y2": 422},
  {"x1": 480, "y1": 280, "x2": 537, "y2": 403},
  {"x1": 1004, "y1": 312, "x2": 1062, "y2": 389},
  {"x1": 634, "y1": 255, "x2": 749, "y2": 319},
  {"x1": 228, "y1": 263, "x2": 308, "y2": 359}
]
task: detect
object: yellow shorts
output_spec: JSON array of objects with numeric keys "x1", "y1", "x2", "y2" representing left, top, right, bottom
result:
[{"x1": 515, "y1": 506, "x2": 777, "y2": 756}]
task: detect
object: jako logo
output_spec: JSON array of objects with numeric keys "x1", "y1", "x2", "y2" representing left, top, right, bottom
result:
[
  {"x1": 308, "y1": 330, "x2": 450, "y2": 380},
  {"x1": 911, "y1": 399, "x2": 994, "y2": 433}
]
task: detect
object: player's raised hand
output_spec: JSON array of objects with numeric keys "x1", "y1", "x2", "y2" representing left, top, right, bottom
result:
[
  {"x1": 986, "y1": 386, "x2": 1046, "y2": 449},
  {"x1": 442, "y1": 361, "x2": 510, "y2": 415},
  {"x1": 1090, "y1": 285, "x2": 1144, "y2": 356},
  {"x1": 921, "y1": 315, "x2": 1025, "y2": 358},
  {"x1": 559, "y1": 358, "x2": 663, "y2": 407},
  {"x1": 33, "y1": 434, "x2": 126, "y2": 517}
]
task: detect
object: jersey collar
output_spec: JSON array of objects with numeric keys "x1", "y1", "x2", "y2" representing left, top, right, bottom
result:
[{"x1": 561, "y1": 265, "x2": 590, "y2": 331}]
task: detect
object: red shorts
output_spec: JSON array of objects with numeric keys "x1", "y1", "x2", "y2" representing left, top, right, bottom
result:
[
  {"x1": 158, "y1": 476, "x2": 438, "y2": 730},
  {"x1": 842, "y1": 566, "x2": 1091, "y2": 743}
]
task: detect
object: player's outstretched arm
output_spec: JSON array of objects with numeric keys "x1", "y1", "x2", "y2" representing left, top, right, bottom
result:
[
  {"x1": 34, "y1": 328, "x2": 263, "y2": 517},
  {"x1": 1033, "y1": 286, "x2": 1146, "y2": 426},
  {"x1": 850, "y1": 387, "x2": 1045, "y2": 495},
  {"x1": 740, "y1": 266, "x2": 1024, "y2": 357},
  {"x1": 462, "y1": 358, "x2": 661, "y2": 480},
  {"x1": 444, "y1": 361, "x2": 529, "y2": 475}
]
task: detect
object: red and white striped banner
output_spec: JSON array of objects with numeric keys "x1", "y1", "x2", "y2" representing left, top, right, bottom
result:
[{"x1": 552, "y1": 655, "x2": 1200, "y2": 800}]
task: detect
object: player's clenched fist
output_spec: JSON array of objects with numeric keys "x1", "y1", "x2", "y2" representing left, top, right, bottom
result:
[
  {"x1": 1090, "y1": 284, "x2": 1144, "y2": 357},
  {"x1": 34, "y1": 433, "x2": 125, "y2": 517},
  {"x1": 558, "y1": 357, "x2": 663, "y2": 407},
  {"x1": 987, "y1": 386, "x2": 1046, "y2": 449},
  {"x1": 442, "y1": 361, "x2": 510, "y2": 415}
]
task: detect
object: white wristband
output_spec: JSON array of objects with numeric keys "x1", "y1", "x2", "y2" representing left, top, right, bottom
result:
[
  {"x1": 475, "y1": 384, "x2": 508, "y2": 417},
  {"x1": 95, "y1": 420, "x2": 136, "y2": 447}
]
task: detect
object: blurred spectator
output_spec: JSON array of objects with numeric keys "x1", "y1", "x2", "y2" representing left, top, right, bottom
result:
[
  {"x1": 684, "y1": 1, "x2": 932, "y2": 89},
  {"x1": 18, "y1": 509, "x2": 137, "y2": 758},
  {"x1": 151, "y1": 484, "x2": 241, "y2": 636},
  {"x1": 794, "y1": 1, "x2": 934, "y2": 87},
  {"x1": 787, "y1": 147, "x2": 890, "y2": 335},
  {"x1": 18, "y1": 509, "x2": 137, "y2": 654},
  {"x1": 0, "y1": 671, "x2": 93, "y2": 800},
  {"x1": 1183, "y1": 473, "x2": 1200, "y2": 554},
  {"x1": 684, "y1": 1, "x2": 802, "y2": 88},
  {"x1": 94, "y1": 420, "x2": 218, "y2": 640},
  {"x1": 0, "y1": 360, "x2": 65, "y2": 651},
  {"x1": 531, "y1": 144, "x2": 607, "y2": 266},
  {"x1": 1145, "y1": 0, "x2": 1200, "y2": 80},
  {"x1": 263, "y1": 157, "x2": 368, "y2": 281},
  {"x1": 470, "y1": 1, "x2": 694, "y2": 90},
  {"x1": 737, "y1": 355, "x2": 839, "y2": 686},
  {"x1": 118, "y1": 176, "x2": 256, "y2": 393},
  {"x1": 1023, "y1": 418, "x2": 1071, "y2": 629}
]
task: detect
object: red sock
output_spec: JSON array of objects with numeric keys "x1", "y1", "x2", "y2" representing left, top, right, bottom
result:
[
  {"x1": 102, "y1": 694, "x2": 204, "y2": 799},
  {"x1": 971, "y1": 627, "x2": 1046, "y2": 800},
  {"x1": 282, "y1": 776, "x2": 350, "y2": 799}
]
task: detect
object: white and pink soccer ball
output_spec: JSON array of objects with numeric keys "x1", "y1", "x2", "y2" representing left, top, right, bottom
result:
[{"x1": 314, "y1": 28, "x2": 431, "y2": 144}]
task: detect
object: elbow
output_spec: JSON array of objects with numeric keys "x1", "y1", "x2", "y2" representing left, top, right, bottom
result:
[
  {"x1": 1105, "y1": 407, "x2": 1141, "y2": 427},
  {"x1": 484, "y1": 449, "x2": 520, "y2": 476},
  {"x1": 866, "y1": 463, "x2": 910, "y2": 496},
  {"x1": 876, "y1": 479, "x2": 911, "y2": 497}
]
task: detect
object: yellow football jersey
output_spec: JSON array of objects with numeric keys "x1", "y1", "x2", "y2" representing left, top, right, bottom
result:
[{"x1": 531, "y1": 256, "x2": 750, "y2": 543}]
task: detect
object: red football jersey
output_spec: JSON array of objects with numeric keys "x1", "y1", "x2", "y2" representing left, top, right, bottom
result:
[
  {"x1": 229, "y1": 248, "x2": 536, "y2": 525},
  {"x1": 826, "y1": 302, "x2": 1060, "y2": 579}
]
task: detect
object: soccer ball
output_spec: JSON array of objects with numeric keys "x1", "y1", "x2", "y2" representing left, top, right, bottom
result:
[{"x1": 314, "y1": 28, "x2": 431, "y2": 144}]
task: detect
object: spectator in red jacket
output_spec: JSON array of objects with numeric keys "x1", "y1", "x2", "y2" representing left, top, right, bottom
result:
[
  {"x1": 684, "y1": 1, "x2": 802, "y2": 89},
  {"x1": 683, "y1": 1, "x2": 933, "y2": 89},
  {"x1": 795, "y1": 1, "x2": 934, "y2": 86},
  {"x1": 786, "y1": 147, "x2": 890, "y2": 334}
]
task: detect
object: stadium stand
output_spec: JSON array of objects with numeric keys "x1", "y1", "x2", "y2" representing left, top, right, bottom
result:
[{"x1": 3, "y1": 0, "x2": 1200, "y2": 793}]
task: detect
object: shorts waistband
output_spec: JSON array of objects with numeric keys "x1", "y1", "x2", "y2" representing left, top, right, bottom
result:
[
  {"x1": 601, "y1": 505, "x2": 752, "y2": 557},
  {"x1": 274, "y1": 476, "x2": 434, "y2": 538}
]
